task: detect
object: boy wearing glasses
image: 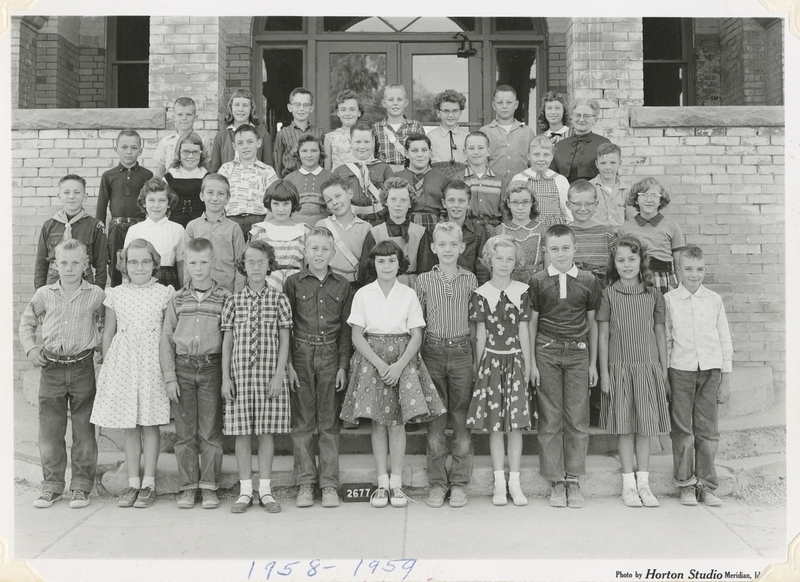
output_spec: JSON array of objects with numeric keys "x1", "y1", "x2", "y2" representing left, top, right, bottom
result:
[
  {"x1": 218, "y1": 124, "x2": 279, "y2": 237},
  {"x1": 273, "y1": 88, "x2": 325, "y2": 178},
  {"x1": 428, "y1": 90, "x2": 468, "y2": 177}
]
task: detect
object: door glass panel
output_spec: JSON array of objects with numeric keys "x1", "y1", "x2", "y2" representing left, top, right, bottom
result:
[
  {"x1": 323, "y1": 16, "x2": 470, "y2": 33},
  {"x1": 329, "y1": 53, "x2": 387, "y2": 127},
  {"x1": 643, "y1": 18, "x2": 684, "y2": 60},
  {"x1": 495, "y1": 48, "x2": 537, "y2": 126},
  {"x1": 262, "y1": 48, "x2": 304, "y2": 134},
  {"x1": 411, "y1": 55, "x2": 469, "y2": 125},
  {"x1": 644, "y1": 63, "x2": 686, "y2": 106}
]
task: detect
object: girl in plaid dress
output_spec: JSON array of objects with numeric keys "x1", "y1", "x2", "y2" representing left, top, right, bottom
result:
[
  {"x1": 341, "y1": 240, "x2": 446, "y2": 508},
  {"x1": 510, "y1": 136, "x2": 571, "y2": 228},
  {"x1": 221, "y1": 240, "x2": 292, "y2": 514}
]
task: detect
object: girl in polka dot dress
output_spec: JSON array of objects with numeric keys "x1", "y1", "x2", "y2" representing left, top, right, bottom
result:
[
  {"x1": 91, "y1": 239, "x2": 175, "y2": 509},
  {"x1": 340, "y1": 240, "x2": 446, "y2": 509},
  {"x1": 466, "y1": 235, "x2": 533, "y2": 507}
]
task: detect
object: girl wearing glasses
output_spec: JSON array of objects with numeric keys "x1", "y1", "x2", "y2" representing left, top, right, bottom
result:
[
  {"x1": 618, "y1": 178, "x2": 685, "y2": 294},
  {"x1": 91, "y1": 238, "x2": 175, "y2": 509},
  {"x1": 124, "y1": 178, "x2": 185, "y2": 289},
  {"x1": 490, "y1": 182, "x2": 545, "y2": 284},
  {"x1": 164, "y1": 132, "x2": 209, "y2": 228},
  {"x1": 550, "y1": 98, "x2": 612, "y2": 184},
  {"x1": 221, "y1": 240, "x2": 293, "y2": 514}
]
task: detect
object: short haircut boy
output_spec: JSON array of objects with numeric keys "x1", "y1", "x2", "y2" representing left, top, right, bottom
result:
[
  {"x1": 350, "y1": 120, "x2": 374, "y2": 137},
  {"x1": 432, "y1": 221, "x2": 463, "y2": 243},
  {"x1": 289, "y1": 87, "x2": 314, "y2": 104},
  {"x1": 321, "y1": 175, "x2": 351, "y2": 196},
  {"x1": 273, "y1": 88, "x2": 324, "y2": 178},
  {"x1": 160, "y1": 234, "x2": 231, "y2": 501},
  {"x1": 384, "y1": 84, "x2": 407, "y2": 97},
  {"x1": 568, "y1": 179, "x2": 598, "y2": 201},
  {"x1": 233, "y1": 124, "x2": 260, "y2": 140},
  {"x1": 175, "y1": 96, "x2": 196, "y2": 110},
  {"x1": 116, "y1": 128, "x2": 142, "y2": 146},
  {"x1": 35, "y1": 174, "x2": 108, "y2": 290},
  {"x1": 493, "y1": 85, "x2": 517, "y2": 98},
  {"x1": 529, "y1": 223, "x2": 602, "y2": 496},
  {"x1": 283, "y1": 229, "x2": 354, "y2": 500},
  {"x1": 443, "y1": 179, "x2": 472, "y2": 200},
  {"x1": 201, "y1": 173, "x2": 230, "y2": 192},
  {"x1": 664, "y1": 243, "x2": 733, "y2": 502},
  {"x1": 465, "y1": 131, "x2": 490, "y2": 148},
  {"x1": 20, "y1": 238, "x2": 105, "y2": 507},
  {"x1": 596, "y1": 142, "x2": 621, "y2": 159}
]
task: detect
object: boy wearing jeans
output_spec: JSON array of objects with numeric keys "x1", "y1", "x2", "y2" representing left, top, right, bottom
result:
[
  {"x1": 19, "y1": 239, "x2": 105, "y2": 509},
  {"x1": 160, "y1": 237, "x2": 231, "y2": 509},
  {"x1": 284, "y1": 227, "x2": 353, "y2": 508},
  {"x1": 415, "y1": 222, "x2": 478, "y2": 508},
  {"x1": 665, "y1": 245, "x2": 733, "y2": 507},
  {"x1": 529, "y1": 224, "x2": 601, "y2": 509}
]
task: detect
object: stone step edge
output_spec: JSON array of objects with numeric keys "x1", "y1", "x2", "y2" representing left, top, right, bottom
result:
[{"x1": 16, "y1": 451, "x2": 785, "y2": 500}]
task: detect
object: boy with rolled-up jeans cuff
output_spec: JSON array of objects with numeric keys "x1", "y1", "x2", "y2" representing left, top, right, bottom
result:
[
  {"x1": 664, "y1": 245, "x2": 733, "y2": 507},
  {"x1": 415, "y1": 222, "x2": 478, "y2": 508},
  {"x1": 19, "y1": 239, "x2": 105, "y2": 509},
  {"x1": 160, "y1": 238, "x2": 231, "y2": 510},
  {"x1": 529, "y1": 224, "x2": 601, "y2": 509},
  {"x1": 284, "y1": 227, "x2": 353, "y2": 508}
]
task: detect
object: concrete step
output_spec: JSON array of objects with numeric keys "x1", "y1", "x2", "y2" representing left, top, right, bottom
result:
[{"x1": 79, "y1": 451, "x2": 783, "y2": 499}]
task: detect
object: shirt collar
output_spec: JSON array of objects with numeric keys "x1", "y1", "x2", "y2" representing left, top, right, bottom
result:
[
  {"x1": 48, "y1": 279, "x2": 92, "y2": 293},
  {"x1": 522, "y1": 168, "x2": 556, "y2": 180},
  {"x1": 547, "y1": 263, "x2": 579, "y2": 278},
  {"x1": 118, "y1": 162, "x2": 141, "y2": 172},
  {"x1": 233, "y1": 158, "x2": 267, "y2": 170},
  {"x1": 676, "y1": 282, "x2": 707, "y2": 298},
  {"x1": 436, "y1": 125, "x2": 462, "y2": 135},
  {"x1": 298, "y1": 266, "x2": 332, "y2": 281},
  {"x1": 290, "y1": 121, "x2": 313, "y2": 132},
  {"x1": 145, "y1": 216, "x2": 171, "y2": 226},
  {"x1": 367, "y1": 278, "x2": 399, "y2": 297},
  {"x1": 634, "y1": 213, "x2": 664, "y2": 226},
  {"x1": 201, "y1": 212, "x2": 226, "y2": 224},
  {"x1": 188, "y1": 279, "x2": 218, "y2": 294},
  {"x1": 475, "y1": 280, "x2": 528, "y2": 313},
  {"x1": 461, "y1": 218, "x2": 476, "y2": 233},
  {"x1": 464, "y1": 166, "x2": 496, "y2": 178},
  {"x1": 489, "y1": 119, "x2": 522, "y2": 131},
  {"x1": 299, "y1": 166, "x2": 324, "y2": 176},
  {"x1": 432, "y1": 264, "x2": 469, "y2": 278},
  {"x1": 612, "y1": 280, "x2": 647, "y2": 295},
  {"x1": 244, "y1": 284, "x2": 269, "y2": 299}
]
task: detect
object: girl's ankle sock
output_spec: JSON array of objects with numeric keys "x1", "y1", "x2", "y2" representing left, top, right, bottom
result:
[
  {"x1": 377, "y1": 474, "x2": 390, "y2": 489},
  {"x1": 128, "y1": 477, "x2": 141, "y2": 489},
  {"x1": 493, "y1": 470, "x2": 506, "y2": 489},
  {"x1": 142, "y1": 476, "x2": 155, "y2": 489},
  {"x1": 636, "y1": 471, "x2": 650, "y2": 487},
  {"x1": 622, "y1": 472, "x2": 636, "y2": 489},
  {"x1": 389, "y1": 474, "x2": 402, "y2": 489},
  {"x1": 259, "y1": 479, "x2": 272, "y2": 495},
  {"x1": 508, "y1": 471, "x2": 521, "y2": 487},
  {"x1": 239, "y1": 479, "x2": 253, "y2": 497}
]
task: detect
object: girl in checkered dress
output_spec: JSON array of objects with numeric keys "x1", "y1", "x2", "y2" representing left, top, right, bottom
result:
[
  {"x1": 221, "y1": 240, "x2": 292, "y2": 514},
  {"x1": 510, "y1": 136, "x2": 571, "y2": 229}
]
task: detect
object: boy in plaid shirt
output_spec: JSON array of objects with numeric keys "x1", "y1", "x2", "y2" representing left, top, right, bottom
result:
[{"x1": 373, "y1": 84, "x2": 424, "y2": 172}]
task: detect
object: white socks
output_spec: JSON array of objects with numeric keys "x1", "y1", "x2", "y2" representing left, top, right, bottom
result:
[
  {"x1": 622, "y1": 472, "x2": 636, "y2": 489},
  {"x1": 493, "y1": 471, "x2": 507, "y2": 505},
  {"x1": 141, "y1": 476, "x2": 155, "y2": 489},
  {"x1": 128, "y1": 477, "x2": 141, "y2": 489},
  {"x1": 260, "y1": 479, "x2": 272, "y2": 496},
  {"x1": 389, "y1": 474, "x2": 402, "y2": 489},
  {"x1": 636, "y1": 471, "x2": 650, "y2": 488},
  {"x1": 508, "y1": 471, "x2": 528, "y2": 506},
  {"x1": 240, "y1": 479, "x2": 253, "y2": 497},
  {"x1": 378, "y1": 473, "x2": 390, "y2": 490}
]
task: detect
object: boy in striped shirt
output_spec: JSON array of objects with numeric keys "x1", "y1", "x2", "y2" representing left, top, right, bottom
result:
[
  {"x1": 567, "y1": 180, "x2": 615, "y2": 288},
  {"x1": 415, "y1": 222, "x2": 478, "y2": 509}
]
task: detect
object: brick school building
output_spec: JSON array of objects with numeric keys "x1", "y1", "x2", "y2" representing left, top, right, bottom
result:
[{"x1": 10, "y1": 16, "x2": 785, "y2": 394}]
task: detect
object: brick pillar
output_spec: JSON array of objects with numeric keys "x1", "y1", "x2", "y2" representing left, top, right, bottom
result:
[
  {"x1": 565, "y1": 18, "x2": 644, "y2": 134},
  {"x1": 148, "y1": 16, "x2": 231, "y2": 135},
  {"x1": 720, "y1": 18, "x2": 777, "y2": 105},
  {"x1": 11, "y1": 16, "x2": 46, "y2": 109}
]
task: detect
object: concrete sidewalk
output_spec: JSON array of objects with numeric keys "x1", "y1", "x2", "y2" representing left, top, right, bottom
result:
[{"x1": 13, "y1": 483, "x2": 785, "y2": 562}]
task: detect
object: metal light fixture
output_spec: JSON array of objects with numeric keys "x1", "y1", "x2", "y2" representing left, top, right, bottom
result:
[{"x1": 455, "y1": 32, "x2": 477, "y2": 58}]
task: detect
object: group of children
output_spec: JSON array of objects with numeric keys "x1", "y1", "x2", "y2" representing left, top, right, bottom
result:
[{"x1": 20, "y1": 83, "x2": 733, "y2": 515}]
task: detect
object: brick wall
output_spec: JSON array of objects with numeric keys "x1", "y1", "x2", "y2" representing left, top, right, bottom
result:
[
  {"x1": 693, "y1": 19, "x2": 721, "y2": 106},
  {"x1": 625, "y1": 107, "x2": 785, "y2": 387},
  {"x1": 720, "y1": 19, "x2": 743, "y2": 106},
  {"x1": 764, "y1": 21, "x2": 783, "y2": 105},
  {"x1": 546, "y1": 17, "x2": 569, "y2": 95},
  {"x1": 741, "y1": 19, "x2": 767, "y2": 105},
  {"x1": 566, "y1": 18, "x2": 644, "y2": 133},
  {"x1": 35, "y1": 33, "x2": 81, "y2": 108},
  {"x1": 11, "y1": 109, "x2": 168, "y2": 384},
  {"x1": 77, "y1": 48, "x2": 105, "y2": 108},
  {"x1": 12, "y1": 18, "x2": 41, "y2": 109},
  {"x1": 148, "y1": 16, "x2": 228, "y2": 134}
]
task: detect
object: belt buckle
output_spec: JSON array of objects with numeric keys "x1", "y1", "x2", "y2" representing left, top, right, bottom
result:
[{"x1": 576, "y1": 342, "x2": 587, "y2": 349}]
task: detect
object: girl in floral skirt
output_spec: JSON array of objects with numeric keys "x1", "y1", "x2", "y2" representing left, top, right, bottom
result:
[
  {"x1": 467, "y1": 235, "x2": 532, "y2": 507},
  {"x1": 340, "y1": 240, "x2": 446, "y2": 508}
]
